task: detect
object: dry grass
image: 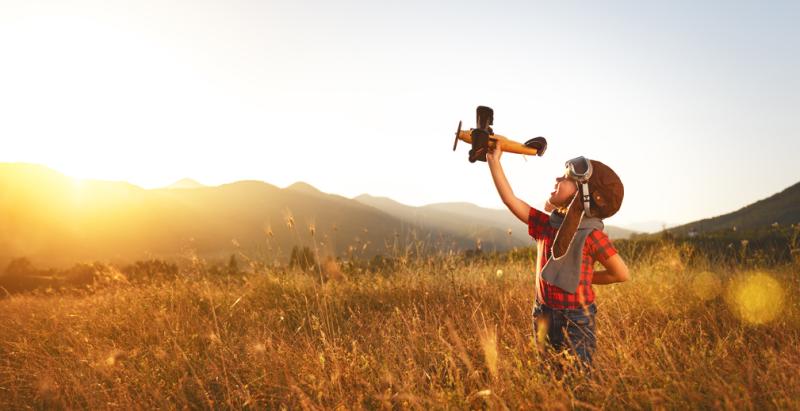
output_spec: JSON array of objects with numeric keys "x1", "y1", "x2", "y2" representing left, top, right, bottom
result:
[{"x1": 1, "y1": 244, "x2": 799, "y2": 410}]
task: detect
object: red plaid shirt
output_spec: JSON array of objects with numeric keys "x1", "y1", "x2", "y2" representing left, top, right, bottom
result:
[{"x1": 528, "y1": 207, "x2": 617, "y2": 309}]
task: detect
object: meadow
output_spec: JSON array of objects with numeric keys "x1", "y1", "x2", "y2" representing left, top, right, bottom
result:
[{"x1": 1, "y1": 239, "x2": 799, "y2": 410}]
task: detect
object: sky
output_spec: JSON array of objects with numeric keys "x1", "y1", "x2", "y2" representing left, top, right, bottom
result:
[{"x1": 1, "y1": 0, "x2": 798, "y2": 230}]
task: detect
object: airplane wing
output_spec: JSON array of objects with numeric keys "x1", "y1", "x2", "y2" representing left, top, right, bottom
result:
[{"x1": 456, "y1": 130, "x2": 540, "y2": 156}]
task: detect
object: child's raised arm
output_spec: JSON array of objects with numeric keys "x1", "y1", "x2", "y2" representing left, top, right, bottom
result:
[{"x1": 487, "y1": 143, "x2": 532, "y2": 223}]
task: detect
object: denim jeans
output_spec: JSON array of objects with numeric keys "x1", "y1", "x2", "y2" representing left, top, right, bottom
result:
[{"x1": 532, "y1": 303, "x2": 597, "y2": 368}]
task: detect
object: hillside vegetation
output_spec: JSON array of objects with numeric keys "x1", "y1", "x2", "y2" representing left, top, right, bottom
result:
[{"x1": 668, "y1": 181, "x2": 800, "y2": 237}]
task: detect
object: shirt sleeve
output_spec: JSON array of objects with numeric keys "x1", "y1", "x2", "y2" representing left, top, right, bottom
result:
[
  {"x1": 587, "y1": 229, "x2": 618, "y2": 263},
  {"x1": 527, "y1": 207, "x2": 552, "y2": 240}
]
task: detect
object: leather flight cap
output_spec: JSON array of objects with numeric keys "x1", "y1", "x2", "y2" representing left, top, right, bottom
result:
[{"x1": 552, "y1": 159, "x2": 624, "y2": 259}]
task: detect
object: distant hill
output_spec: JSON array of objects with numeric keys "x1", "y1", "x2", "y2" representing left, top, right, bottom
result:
[
  {"x1": 355, "y1": 195, "x2": 528, "y2": 249},
  {"x1": 406, "y1": 203, "x2": 634, "y2": 242},
  {"x1": 621, "y1": 221, "x2": 676, "y2": 234},
  {"x1": 603, "y1": 226, "x2": 639, "y2": 240},
  {"x1": 165, "y1": 178, "x2": 206, "y2": 189},
  {"x1": 0, "y1": 164, "x2": 492, "y2": 268},
  {"x1": 667, "y1": 181, "x2": 800, "y2": 237},
  {"x1": 286, "y1": 181, "x2": 324, "y2": 195}
]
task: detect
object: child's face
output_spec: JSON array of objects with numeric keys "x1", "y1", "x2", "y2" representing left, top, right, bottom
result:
[{"x1": 549, "y1": 175, "x2": 578, "y2": 208}]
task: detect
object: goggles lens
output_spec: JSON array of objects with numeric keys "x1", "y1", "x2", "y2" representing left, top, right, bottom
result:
[{"x1": 565, "y1": 156, "x2": 592, "y2": 181}]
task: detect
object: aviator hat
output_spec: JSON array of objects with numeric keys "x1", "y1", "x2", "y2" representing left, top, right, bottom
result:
[{"x1": 551, "y1": 158, "x2": 624, "y2": 259}]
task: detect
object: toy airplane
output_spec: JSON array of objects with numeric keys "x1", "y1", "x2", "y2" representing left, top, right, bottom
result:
[{"x1": 452, "y1": 105, "x2": 547, "y2": 163}]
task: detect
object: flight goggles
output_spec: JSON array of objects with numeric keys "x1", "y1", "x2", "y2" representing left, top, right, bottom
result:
[
  {"x1": 565, "y1": 156, "x2": 593, "y2": 182},
  {"x1": 565, "y1": 156, "x2": 593, "y2": 216}
]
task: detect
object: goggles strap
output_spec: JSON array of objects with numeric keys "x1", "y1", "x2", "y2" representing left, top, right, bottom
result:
[{"x1": 580, "y1": 182, "x2": 592, "y2": 217}]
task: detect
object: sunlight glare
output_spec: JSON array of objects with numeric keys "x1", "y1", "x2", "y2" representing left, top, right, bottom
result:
[{"x1": 727, "y1": 272, "x2": 784, "y2": 325}]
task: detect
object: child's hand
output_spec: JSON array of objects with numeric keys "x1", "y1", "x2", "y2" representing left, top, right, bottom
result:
[{"x1": 486, "y1": 141, "x2": 502, "y2": 164}]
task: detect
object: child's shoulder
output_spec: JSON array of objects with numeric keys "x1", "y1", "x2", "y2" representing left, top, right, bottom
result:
[
  {"x1": 528, "y1": 207, "x2": 551, "y2": 227},
  {"x1": 588, "y1": 228, "x2": 609, "y2": 239},
  {"x1": 586, "y1": 228, "x2": 612, "y2": 244},
  {"x1": 585, "y1": 228, "x2": 617, "y2": 259}
]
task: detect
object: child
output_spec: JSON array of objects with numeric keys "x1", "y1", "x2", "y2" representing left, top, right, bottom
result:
[{"x1": 486, "y1": 144, "x2": 629, "y2": 369}]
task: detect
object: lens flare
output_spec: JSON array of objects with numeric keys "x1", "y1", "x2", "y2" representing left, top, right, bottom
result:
[
  {"x1": 692, "y1": 271, "x2": 722, "y2": 301},
  {"x1": 728, "y1": 272, "x2": 784, "y2": 325}
]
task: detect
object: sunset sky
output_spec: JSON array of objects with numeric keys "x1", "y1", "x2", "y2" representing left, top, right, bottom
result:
[{"x1": 1, "y1": 0, "x2": 798, "y2": 230}]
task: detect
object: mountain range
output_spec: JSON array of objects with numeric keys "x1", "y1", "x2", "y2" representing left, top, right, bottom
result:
[
  {"x1": 354, "y1": 195, "x2": 636, "y2": 244},
  {"x1": 8, "y1": 163, "x2": 793, "y2": 269},
  {"x1": 0, "y1": 163, "x2": 634, "y2": 268}
]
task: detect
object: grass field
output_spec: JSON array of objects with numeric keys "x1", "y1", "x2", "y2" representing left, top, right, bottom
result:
[{"x1": 1, "y1": 242, "x2": 799, "y2": 410}]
